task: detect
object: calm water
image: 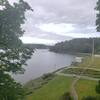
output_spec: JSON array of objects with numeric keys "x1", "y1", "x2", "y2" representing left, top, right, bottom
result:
[{"x1": 13, "y1": 49, "x2": 75, "y2": 83}]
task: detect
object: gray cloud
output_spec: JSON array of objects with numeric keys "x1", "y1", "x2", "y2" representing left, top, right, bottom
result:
[
  {"x1": 25, "y1": 0, "x2": 97, "y2": 24},
  {"x1": 9, "y1": 0, "x2": 99, "y2": 44}
]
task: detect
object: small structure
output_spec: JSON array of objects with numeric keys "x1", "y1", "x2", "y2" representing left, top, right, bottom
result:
[
  {"x1": 71, "y1": 57, "x2": 83, "y2": 66},
  {"x1": 75, "y1": 57, "x2": 83, "y2": 63},
  {"x1": 94, "y1": 55, "x2": 100, "y2": 57}
]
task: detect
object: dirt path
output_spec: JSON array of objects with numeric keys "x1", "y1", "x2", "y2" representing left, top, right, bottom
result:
[
  {"x1": 71, "y1": 78, "x2": 79, "y2": 100},
  {"x1": 56, "y1": 66, "x2": 100, "y2": 100}
]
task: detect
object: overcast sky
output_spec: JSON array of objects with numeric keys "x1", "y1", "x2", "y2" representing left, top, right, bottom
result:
[{"x1": 9, "y1": 0, "x2": 100, "y2": 45}]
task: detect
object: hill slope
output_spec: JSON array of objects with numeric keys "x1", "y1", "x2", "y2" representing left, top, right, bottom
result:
[{"x1": 50, "y1": 38, "x2": 100, "y2": 54}]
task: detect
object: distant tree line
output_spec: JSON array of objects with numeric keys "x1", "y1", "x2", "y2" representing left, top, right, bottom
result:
[
  {"x1": 24, "y1": 44, "x2": 50, "y2": 49},
  {"x1": 50, "y1": 38, "x2": 100, "y2": 54}
]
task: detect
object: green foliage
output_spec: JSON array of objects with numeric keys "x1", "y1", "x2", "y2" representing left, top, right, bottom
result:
[
  {"x1": 0, "y1": 73, "x2": 25, "y2": 100},
  {"x1": 61, "y1": 92, "x2": 72, "y2": 100},
  {"x1": 50, "y1": 38, "x2": 100, "y2": 54},
  {"x1": 82, "y1": 96, "x2": 97, "y2": 100},
  {"x1": 95, "y1": 80, "x2": 100, "y2": 94},
  {"x1": 0, "y1": 0, "x2": 33, "y2": 73},
  {"x1": 82, "y1": 96, "x2": 100, "y2": 100},
  {"x1": 42, "y1": 73, "x2": 54, "y2": 80},
  {"x1": 0, "y1": 0, "x2": 33, "y2": 99}
]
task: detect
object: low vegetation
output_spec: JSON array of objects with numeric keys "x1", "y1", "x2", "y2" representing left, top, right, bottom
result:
[
  {"x1": 81, "y1": 57, "x2": 100, "y2": 69},
  {"x1": 24, "y1": 73, "x2": 55, "y2": 95},
  {"x1": 61, "y1": 92, "x2": 72, "y2": 100},
  {"x1": 25, "y1": 76, "x2": 73, "y2": 100},
  {"x1": 76, "y1": 56, "x2": 100, "y2": 69},
  {"x1": 76, "y1": 79, "x2": 100, "y2": 100},
  {"x1": 82, "y1": 96, "x2": 99, "y2": 100},
  {"x1": 95, "y1": 80, "x2": 100, "y2": 94},
  {"x1": 62, "y1": 68, "x2": 100, "y2": 78}
]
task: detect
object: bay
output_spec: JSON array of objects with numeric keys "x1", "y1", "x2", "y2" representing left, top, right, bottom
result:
[{"x1": 13, "y1": 49, "x2": 75, "y2": 83}]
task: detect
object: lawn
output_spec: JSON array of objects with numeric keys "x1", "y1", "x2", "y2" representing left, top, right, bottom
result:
[
  {"x1": 26, "y1": 76, "x2": 74, "y2": 100},
  {"x1": 76, "y1": 79, "x2": 99, "y2": 100}
]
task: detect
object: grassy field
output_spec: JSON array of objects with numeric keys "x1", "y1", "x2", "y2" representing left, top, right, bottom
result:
[
  {"x1": 77, "y1": 56, "x2": 100, "y2": 69},
  {"x1": 26, "y1": 76, "x2": 74, "y2": 100},
  {"x1": 62, "y1": 68, "x2": 100, "y2": 78},
  {"x1": 76, "y1": 79, "x2": 99, "y2": 100},
  {"x1": 24, "y1": 73, "x2": 55, "y2": 95}
]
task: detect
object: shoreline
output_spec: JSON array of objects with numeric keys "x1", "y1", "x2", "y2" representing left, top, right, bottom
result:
[
  {"x1": 24, "y1": 65, "x2": 69, "y2": 85},
  {"x1": 50, "y1": 50, "x2": 91, "y2": 56},
  {"x1": 24, "y1": 56, "x2": 84, "y2": 85}
]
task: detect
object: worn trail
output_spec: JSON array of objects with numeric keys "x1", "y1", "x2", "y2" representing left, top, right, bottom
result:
[{"x1": 56, "y1": 66, "x2": 100, "y2": 100}]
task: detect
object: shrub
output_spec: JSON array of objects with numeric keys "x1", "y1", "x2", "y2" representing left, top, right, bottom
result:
[
  {"x1": 42, "y1": 73, "x2": 54, "y2": 80},
  {"x1": 61, "y1": 92, "x2": 72, "y2": 100},
  {"x1": 82, "y1": 96, "x2": 97, "y2": 100},
  {"x1": 95, "y1": 80, "x2": 100, "y2": 94}
]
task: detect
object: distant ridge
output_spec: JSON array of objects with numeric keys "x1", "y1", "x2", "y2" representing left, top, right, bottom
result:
[
  {"x1": 50, "y1": 38, "x2": 100, "y2": 54},
  {"x1": 24, "y1": 43, "x2": 51, "y2": 49}
]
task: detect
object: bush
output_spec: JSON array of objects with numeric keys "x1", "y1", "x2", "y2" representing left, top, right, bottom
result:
[
  {"x1": 82, "y1": 96, "x2": 97, "y2": 100},
  {"x1": 42, "y1": 73, "x2": 54, "y2": 80},
  {"x1": 61, "y1": 92, "x2": 72, "y2": 100},
  {"x1": 71, "y1": 62, "x2": 78, "y2": 66},
  {"x1": 95, "y1": 80, "x2": 100, "y2": 94}
]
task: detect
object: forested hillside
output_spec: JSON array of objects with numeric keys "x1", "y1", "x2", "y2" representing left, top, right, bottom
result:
[
  {"x1": 50, "y1": 38, "x2": 100, "y2": 54},
  {"x1": 24, "y1": 44, "x2": 50, "y2": 49}
]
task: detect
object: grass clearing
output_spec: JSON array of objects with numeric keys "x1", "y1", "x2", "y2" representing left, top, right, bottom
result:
[
  {"x1": 76, "y1": 79, "x2": 99, "y2": 100},
  {"x1": 26, "y1": 76, "x2": 74, "y2": 100}
]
